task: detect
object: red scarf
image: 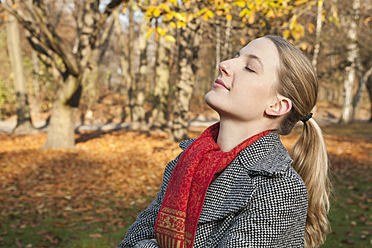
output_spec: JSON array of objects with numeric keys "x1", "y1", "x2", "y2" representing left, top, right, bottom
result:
[{"x1": 154, "y1": 123, "x2": 271, "y2": 248}]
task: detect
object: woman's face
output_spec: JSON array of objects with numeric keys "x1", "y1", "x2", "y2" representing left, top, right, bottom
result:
[{"x1": 205, "y1": 37, "x2": 281, "y2": 123}]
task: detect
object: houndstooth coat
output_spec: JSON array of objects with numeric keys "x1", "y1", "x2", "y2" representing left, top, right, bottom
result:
[{"x1": 118, "y1": 132, "x2": 308, "y2": 248}]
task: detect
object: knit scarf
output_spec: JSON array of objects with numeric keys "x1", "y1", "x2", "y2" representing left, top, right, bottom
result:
[{"x1": 154, "y1": 123, "x2": 271, "y2": 248}]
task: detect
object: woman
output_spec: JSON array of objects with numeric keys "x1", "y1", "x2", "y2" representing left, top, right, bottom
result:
[{"x1": 118, "y1": 36, "x2": 330, "y2": 248}]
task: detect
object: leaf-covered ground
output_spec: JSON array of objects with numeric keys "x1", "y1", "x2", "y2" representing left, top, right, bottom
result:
[{"x1": 0, "y1": 123, "x2": 371, "y2": 248}]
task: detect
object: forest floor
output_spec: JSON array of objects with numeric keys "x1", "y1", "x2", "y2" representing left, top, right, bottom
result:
[{"x1": 0, "y1": 102, "x2": 371, "y2": 248}]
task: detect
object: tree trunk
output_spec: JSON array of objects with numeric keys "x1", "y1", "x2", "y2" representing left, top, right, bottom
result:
[
  {"x1": 352, "y1": 66, "x2": 372, "y2": 121},
  {"x1": 44, "y1": 76, "x2": 81, "y2": 148},
  {"x1": 31, "y1": 51, "x2": 41, "y2": 115},
  {"x1": 127, "y1": 1, "x2": 136, "y2": 122},
  {"x1": 152, "y1": 28, "x2": 171, "y2": 131},
  {"x1": 131, "y1": 18, "x2": 148, "y2": 130},
  {"x1": 366, "y1": 75, "x2": 372, "y2": 122},
  {"x1": 215, "y1": 18, "x2": 221, "y2": 78},
  {"x1": 312, "y1": 0, "x2": 323, "y2": 70},
  {"x1": 6, "y1": 0, "x2": 37, "y2": 134},
  {"x1": 113, "y1": 7, "x2": 129, "y2": 91},
  {"x1": 45, "y1": 100, "x2": 76, "y2": 148},
  {"x1": 171, "y1": 21, "x2": 201, "y2": 142},
  {"x1": 340, "y1": 0, "x2": 360, "y2": 123},
  {"x1": 222, "y1": 17, "x2": 232, "y2": 60},
  {"x1": 4, "y1": 0, "x2": 125, "y2": 149}
]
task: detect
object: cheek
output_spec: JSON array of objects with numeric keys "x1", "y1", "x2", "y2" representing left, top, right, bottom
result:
[{"x1": 237, "y1": 83, "x2": 275, "y2": 108}]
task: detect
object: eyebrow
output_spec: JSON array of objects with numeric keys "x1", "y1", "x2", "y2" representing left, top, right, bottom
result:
[
  {"x1": 236, "y1": 51, "x2": 264, "y2": 71},
  {"x1": 244, "y1": 54, "x2": 264, "y2": 71}
]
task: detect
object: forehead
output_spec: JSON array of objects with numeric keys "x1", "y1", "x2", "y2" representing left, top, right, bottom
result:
[{"x1": 240, "y1": 38, "x2": 280, "y2": 70}]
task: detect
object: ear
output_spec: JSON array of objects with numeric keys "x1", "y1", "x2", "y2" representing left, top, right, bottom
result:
[{"x1": 265, "y1": 96, "x2": 292, "y2": 117}]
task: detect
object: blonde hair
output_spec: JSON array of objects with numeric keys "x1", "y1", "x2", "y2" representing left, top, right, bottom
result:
[{"x1": 265, "y1": 36, "x2": 331, "y2": 247}]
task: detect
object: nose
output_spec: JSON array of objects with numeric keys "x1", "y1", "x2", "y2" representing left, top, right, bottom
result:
[{"x1": 219, "y1": 60, "x2": 231, "y2": 76}]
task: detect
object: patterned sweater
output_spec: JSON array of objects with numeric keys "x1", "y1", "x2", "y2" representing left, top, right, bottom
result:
[{"x1": 118, "y1": 132, "x2": 308, "y2": 248}]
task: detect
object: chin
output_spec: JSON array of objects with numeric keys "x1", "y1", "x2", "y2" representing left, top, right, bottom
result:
[
  {"x1": 204, "y1": 93, "x2": 224, "y2": 116},
  {"x1": 204, "y1": 92, "x2": 215, "y2": 109}
]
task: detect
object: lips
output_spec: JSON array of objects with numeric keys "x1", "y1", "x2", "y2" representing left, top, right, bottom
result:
[{"x1": 213, "y1": 79, "x2": 230, "y2": 90}]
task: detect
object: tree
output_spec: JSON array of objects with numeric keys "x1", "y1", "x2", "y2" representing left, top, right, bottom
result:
[
  {"x1": 171, "y1": 17, "x2": 202, "y2": 141},
  {"x1": 366, "y1": 75, "x2": 372, "y2": 121},
  {"x1": 339, "y1": 0, "x2": 360, "y2": 123},
  {"x1": 311, "y1": 0, "x2": 323, "y2": 70},
  {"x1": 3, "y1": 0, "x2": 129, "y2": 148},
  {"x1": 131, "y1": 14, "x2": 149, "y2": 130},
  {"x1": 151, "y1": 29, "x2": 171, "y2": 131},
  {"x1": 5, "y1": 0, "x2": 37, "y2": 134},
  {"x1": 145, "y1": 0, "x2": 318, "y2": 141},
  {"x1": 352, "y1": 0, "x2": 372, "y2": 121}
]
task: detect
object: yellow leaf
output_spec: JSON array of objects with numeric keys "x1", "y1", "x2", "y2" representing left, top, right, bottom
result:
[
  {"x1": 166, "y1": 14, "x2": 173, "y2": 20},
  {"x1": 267, "y1": 9, "x2": 275, "y2": 18},
  {"x1": 248, "y1": 12, "x2": 255, "y2": 24},
  {"x1": 170, "y1": 22, "x2": 176, "y2": 28},
  {"x1": 226, "y1": 15, "x2": 232, "y2": 22},
  {"x1": 165, "y1": 35, "x2": 176, "y2": 42},
  {"x1": 283, "y1": 30, "x2": 291, "y2": 38},
  {"x1": 294, "y1": 0, "x2": 308, "y2": 6},
  {"x1": 196, "y1": 8, "x2": 207, "y2": 16},
  {"x1": 157, "y1": 27, "x2": 166, "y2": 36},
  {"x1": 177, "y1": 21, "x2": 186, "y2": 27},
  {"x1": 153, "y1": 8, "x2": 161, "y2": 17},
  {"x1": 240, "y1": 9, "x2": 249, "y2": 17},
  {"x1": 235, "y1": 0, "x2": 246, "y2": 8},
  {"x1": 146, "y1": 29, "x2": 154, "y2": 40},
  {"x1": 159, "y1": 4, "x2": 170, "y2": 12},
  {"x1": 307, "y1": 23, "x2": 315, "y2": 34},
  {"x1": 206, "y1": 10, "x2": 214, "y2": 18},
  {"x1": 174, "y1": 12, "x2": 186, "y2": 21},
  {"x1": 289, "y1": 15, "x2": 297, "y2": 30}
]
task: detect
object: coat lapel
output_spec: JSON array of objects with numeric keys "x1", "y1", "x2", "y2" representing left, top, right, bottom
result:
[{"x1": 179, "y1": 132, "x2": 293, "y2": 224}]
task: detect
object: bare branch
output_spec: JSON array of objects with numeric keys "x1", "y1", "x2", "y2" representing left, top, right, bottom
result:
[
  {"x1": 52, "y1": 0, "x2": 66, "y2": 31},
  {"x1": 97, "y1": 14, "x2": 116, "y2": 63},
  {"x1": 27, "y1": 36, "x2": 65, "y2": 84},
  {"x1": 105, "y1": 0, "x2": 129, "y2": 15},
  {"x1": 31, "y1": 1, "x2": 80, "y2": 76},
  {"x1": 4, "y1": 1, "x2": 80, "y2": 76}
]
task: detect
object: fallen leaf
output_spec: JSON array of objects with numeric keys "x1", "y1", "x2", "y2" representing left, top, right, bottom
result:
[{"x1": 89, "y1": 233, "x2": 102, "y2": 239}]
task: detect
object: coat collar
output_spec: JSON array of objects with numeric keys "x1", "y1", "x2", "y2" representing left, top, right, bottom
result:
[
  {"x1": 179, "y1": 132, "x2": 292, "y2": 177},
  {"x1": 179, "y1": 132, "x2": 293, "y2": 223}
]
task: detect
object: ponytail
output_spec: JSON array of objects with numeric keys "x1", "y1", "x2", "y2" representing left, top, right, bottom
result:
[
  {"x1": 291, "y1": 119, "x2": 331, "y2": 247},
  {"x1": 264, "y1": 35, "x2": 331, "y2": 247}
]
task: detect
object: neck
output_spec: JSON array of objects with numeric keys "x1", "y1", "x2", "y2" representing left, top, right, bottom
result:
[{"x1": 217, "y1": 117, "x2": 273, "y2": 152}]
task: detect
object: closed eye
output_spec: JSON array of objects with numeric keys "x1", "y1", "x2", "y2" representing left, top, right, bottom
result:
[{"x1": 245, "y1": 67, "x2": 255, "y2": 73}]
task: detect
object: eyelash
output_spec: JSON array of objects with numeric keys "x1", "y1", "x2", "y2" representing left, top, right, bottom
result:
[{"x1": 245, "y1": 67, "x2": 255, "y2": 73}]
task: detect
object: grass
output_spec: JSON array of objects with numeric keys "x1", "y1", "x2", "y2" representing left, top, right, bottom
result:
[
  {"x1": 323, "y1": 167, "x2": 372, "y2": 248},
  {"x1": 0, "y1": 208, "x2": 139, "y2": 248},
  {"x1": 2, "y1": 168, "x2": 370, "y2": 248}
]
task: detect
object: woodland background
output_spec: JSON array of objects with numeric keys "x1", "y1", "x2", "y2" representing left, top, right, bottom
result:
[{"x1": 0, "y1": 0, "x2": 371, "y2": 247}]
